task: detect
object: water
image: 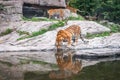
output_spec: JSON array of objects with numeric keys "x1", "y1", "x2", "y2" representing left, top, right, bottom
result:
[{"x1": 0, "y1": 50, "x2": 120, "y2": 80}]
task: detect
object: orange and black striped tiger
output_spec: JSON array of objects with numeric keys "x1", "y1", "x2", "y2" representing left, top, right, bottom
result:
[{"x1": 55, "y1": 25, "x2": 85, "y2": 48}]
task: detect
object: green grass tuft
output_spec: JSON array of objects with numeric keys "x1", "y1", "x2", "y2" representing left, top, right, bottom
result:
[
  {"x1": 17, "y1": 30, "x2": 30, "y2": 35},
  {"x1": 22, "y1": 17, "x2": 55, "y2": 21},
  {"x1": 86, "y1": 32, "x2": 110, "y2": 39},
  {"x1": 68, "y1": 15, "x2": 85, "y2": 20},
  {"x1": 0, "y1": 60, "x2": 13, "y2": 67},
  {"x1": 0, "y1": 28, "x2": 13, "y2": 36},
  {"x1": 86, "y1": 22, "x2": 120, "y2": 39},
  {"x1": 31, "y1": 29, "x2": 47, "y2": 37}
]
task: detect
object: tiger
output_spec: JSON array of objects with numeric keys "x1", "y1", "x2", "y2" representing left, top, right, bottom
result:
[
  {"x1": 47, "y1": 9, "x2": 64, "y2": 20},
  {"x1": 66, "y1": 5, "x2": 78, "y2": 13},
  {"x1": 55, "y1": 25, "x2": 86, "y2": 49},
  {"x1": 49, "y1": 50, "x2": 82, "y2": 79},
  {"x1": 66, "y1": 5, "x2": 84, "y2": 14}
]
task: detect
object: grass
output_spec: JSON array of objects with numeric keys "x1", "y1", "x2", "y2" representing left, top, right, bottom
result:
[
  {"x1": 22, "y1": 15, "x2": 85, "y2": 22},
  {"x1": 17, "y1": 30, "x2": 30, "y2": 35},
  {"x1": 17, "y1": 21, "x2": 65, "y2": 40},
  {"x1": 0, "y1": 60, "x2": 13, "y2": 67},
  {"x1": 86, "y1": 22, "x2": 120, "y2": 39},
  {"x1": 68, "y1": 15, "x2": 85, "y2": 20},
  {"x1": 19, "y1": 16, "x2": 84, "y2": 40},
  {"x1": 86, "y1": 32, "x2": 111, "y2": 39},
  {"x1": 0, "y1": 28, "x2": 13, "y2": 36},
  {"x1": 22, "y1": 17, "x2": 55, "y2": 21}
]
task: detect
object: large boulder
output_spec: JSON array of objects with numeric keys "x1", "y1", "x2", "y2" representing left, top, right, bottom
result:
[
  {"x1": 23, "y1": 0, "x2": 66, "y2": 7},
  {"x1": 0, "y1": 1, "x2": 23, "y2": 22}
]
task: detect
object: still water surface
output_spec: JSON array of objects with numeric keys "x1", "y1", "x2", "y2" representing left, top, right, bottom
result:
[{"x1": 0, "y1": 50, "x2": 120, "y2": 80}]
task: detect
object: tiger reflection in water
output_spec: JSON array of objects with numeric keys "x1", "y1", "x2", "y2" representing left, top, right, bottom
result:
[{"x1": 49, "y1": 50, "x2": 82, "y2": 79}]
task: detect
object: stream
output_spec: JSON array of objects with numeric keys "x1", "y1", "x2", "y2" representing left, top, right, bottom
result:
[{"x1": 0, "y1": 50, "x2": 120, "y2": 80}]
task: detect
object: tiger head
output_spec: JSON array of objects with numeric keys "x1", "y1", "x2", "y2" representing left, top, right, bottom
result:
[
  {"x1": 55, "y1": 30, "x2": 65, "y2": 49},
  {"x1": 55, "y1": 35, "x2": 64, "y2": 49}
]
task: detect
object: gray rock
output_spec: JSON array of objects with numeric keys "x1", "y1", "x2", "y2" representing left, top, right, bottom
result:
[
  {"x1": 68, "y1": 21, "x2": 111, "y2": 35},
  {"x1": 0, "y1": 21, "x2": 119, "y2": 58}
]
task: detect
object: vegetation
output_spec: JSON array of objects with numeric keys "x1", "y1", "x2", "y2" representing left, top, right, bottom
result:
[
  {"x1": 23, "y1": 15, "x2": 85, "y2": 22},
  {"x1": 17, "y1": 21, "x2": 65, "y2": 40},
  {"x1": 86, "y1": 22, "x2": 120, "y2": 38},
  {"x1": 22, "y1": 17, "x2": 53, "y2": 21},
  {"x1": 67, "y1": 15, "x2": 85, "y2": 20},
  {"x1": 17, "y1": 30, "x2": 30, "y2": 35},
  {"x1": 0, "y1": 60, "x2": 13, "y2": 67},
  {"x1": 86, "y1": 32, "x2": 110, "y2": 39},
  {"x1": 69, "y1": 0, "x2": 120, "y2": 23},
  {"x1": 0, "y1": 28, "x2": 13, "y2": 36}
]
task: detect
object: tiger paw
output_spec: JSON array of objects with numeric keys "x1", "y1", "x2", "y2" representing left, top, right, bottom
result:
[
  {"x1": 72, "y1": 43, "x2": 77, "y2": 46},
  {"x1": 67, "y1": 45, "x2": 71, "y2": 48}
]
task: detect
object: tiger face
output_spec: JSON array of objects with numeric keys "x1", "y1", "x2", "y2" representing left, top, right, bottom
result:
[
  {"x1": 55, "y1": 29, "x2": 72, "y2": 48},
  {"x1": 55, "y1": 25, "x2": 85, "y2": 49},
  {"x1": 47, "y1": 9, "x2": 64, "y2": 20}
]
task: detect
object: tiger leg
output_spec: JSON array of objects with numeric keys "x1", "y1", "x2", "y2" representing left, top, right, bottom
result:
[
  {"x1": 75, "y1": 34, "x2": 79, "y2": 45},
  {"x1": 80, "y1": 33, "x2": 88, "y2": 44},
  {"x1": 72, "y1": 34, "x2": 78, "y2": 46},
  {"x1": 49, "y1": 15, "x2": 52, "y2": 19},
  {"x1": 67, "y1": 36, "x2": 72, "y2": 47},
  {"x1": 68, "y1": 52, "x2": 72, "y2": 62}
]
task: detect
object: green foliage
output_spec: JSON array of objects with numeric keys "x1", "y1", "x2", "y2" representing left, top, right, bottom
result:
[
  {"x1": 17, "y1": 30, "x2": 30, "y2": 35},
  {"x1": 109, "y1": 24, "x2": 120, "y2": 33},
  {"x1": 68, "y1": 15, "x2": 85, "y2": 20},
  {"x1": 69, "y1": 0, "x2": 120, "y2": 23},
  {"x1": 22, "y1": 17, "x2": 55, "y2": 21},
  {"x1": 0, "y1": 28, "x2": 13, "y2": 36},
  {"x1": 48, "y1": 21, "x2": 64, "y2": 30},
  {"x1": 31, "y1": 29, "x2": 47, "y2": 37},
  {"x1": 86, "y1": 32, "x2": 110, "y2": 39},
  {"x1": 86, "y1": 22, "x2": 120, "y2": 39},
  {"x1": 0, "y1": 60, "x2": 13, "y2": 67}
]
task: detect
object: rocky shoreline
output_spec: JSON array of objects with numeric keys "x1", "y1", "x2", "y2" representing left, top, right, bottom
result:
[{"x1": 0, "y1": 21, "x2": 120, "y2": 58}]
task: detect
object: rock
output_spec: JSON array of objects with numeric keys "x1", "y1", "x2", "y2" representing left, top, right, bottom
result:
[
  {"x1": 67, "y1": 21, "x2": 111, "y2": 35},
  {"x1": 16, "y1": 21, "x2": 57, "y2": 34},
  {"x1": 0, "y1": 21, "x2": 119, "y2": 58},
  {"x1": 0, "y1": 1, "x2": 23, "y2": 22},
  {"x1": 39, "y1": 0, "x2": 66, "y2": 7}
]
